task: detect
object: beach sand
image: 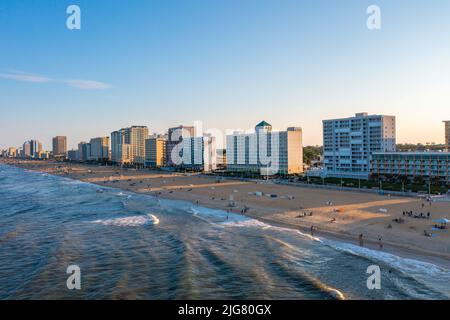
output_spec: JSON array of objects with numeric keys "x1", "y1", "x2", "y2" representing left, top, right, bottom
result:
[{"x1": 3, "y1": 159, "x2": 450, "y2": 268}]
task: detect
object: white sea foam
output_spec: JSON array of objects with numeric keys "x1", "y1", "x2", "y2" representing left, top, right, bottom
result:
[
  {"x1": 189, "y1": 205, "x2": 323, "y2": 241},
  {"x1": 222, "y1": 219, "x2": 271, "y2": 229},
  {"x1": 92, "y1": 214, "x2": 159, "y2": 227},
  {"x1": 323, "y1": 239, "x2": 450, "y2": 298},
  {"x1": 115, "y1": 191, "x2": 133, "y2": 199},
  {"x1": 188, "y1": 204, "x2": 449, "y2": 297},
  {"x1": 325, "y1": 240, "x2": 449, "y2": 276},
  {"x1": 61, "y1": 180, "x2": 82, "y2": 185},
  {"x1": 189, "y1": 206, "x2": 265, "y2": 227}
]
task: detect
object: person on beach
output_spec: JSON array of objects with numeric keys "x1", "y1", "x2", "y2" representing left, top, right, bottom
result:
[
  {"x1": 358, "y1": 233, "x2": 364, "y2": 247},
  {"x1": 378, "y1": 236, "x2": 383, "y2": 250},
  {"x1": 310, "y1": 225, "x2": 315, "y2": 236}
]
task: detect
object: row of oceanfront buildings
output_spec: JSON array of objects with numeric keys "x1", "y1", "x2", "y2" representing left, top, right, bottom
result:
[{"x1": 2, "y1": 114, "x2": 450, "y2": 184}]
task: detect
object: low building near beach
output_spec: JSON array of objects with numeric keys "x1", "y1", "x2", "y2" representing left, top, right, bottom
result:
[
  {"x1": 371, "y1": 152, "x2": 450, "y2": 185},
  {"x1": 68, "y1": 149, "x2": 78, "y2": 161},
  {"x1": 444, "y1": 121, "x2": 450, "y2": 152}
]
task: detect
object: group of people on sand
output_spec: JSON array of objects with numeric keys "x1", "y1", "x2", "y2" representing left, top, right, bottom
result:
[{"x1": 403, "y1": 210, "x2": 431, "y2": 220}]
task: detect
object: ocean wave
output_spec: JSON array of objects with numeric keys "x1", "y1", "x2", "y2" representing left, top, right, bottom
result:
[
  {"x1": 222, "y1": 219, "x2": 271, "y2": 229},
  {"x1": 189, "y1": 206, "x2": 265, "y2": 226},
  {"x1": 60, "y1": 179, "x2": 84, "y2": 185},
  {"x1": 188, "y1": 203, "x2": 449, "y2": 298},
  {"x1": 189, "y1": 206, "x2": 322, "y2": 242},
  {"x1": 323, "y1": 240, "x2": 450, "y2": 298},
  {"x1": 91, "y1": 214, "x2": 159, "y2": 227}
]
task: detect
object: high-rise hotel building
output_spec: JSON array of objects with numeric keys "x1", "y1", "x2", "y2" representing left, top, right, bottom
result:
[
  {"x1": 111, "y1": 126, "x2": 149, "y2": 165},
  {"x1": 323, "y1": 113, "x2": 396, "y2": 179},
  {"x1": 165, "y1": 125, "x2": 196, "y2": 166},
  {"x1": 444, "y1": 121, "x2": 450, "y2": 152},
  {"x1": 173, "y1": 134, "x2": 217, "y2": 172},
  {"x1": 145, "y1": 135, "x2": 166, "y2": 167},
  {"x1": 22, "y1": 140, "x2": 42, "y2": 159},
  {"x1": 78, "y1": 142, "x2": 91, "y2": 162},
  {"x1": 89, "y1": 137, "x2": 110, "y2": 162},
  {"x1": 52, "y1": 136, "x2": 67, "y2": 158},
  {"x1": 226, "y1": 121, "x2": 303, "y2": 175}
]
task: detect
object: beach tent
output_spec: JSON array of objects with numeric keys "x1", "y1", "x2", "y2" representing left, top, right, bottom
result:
[{"x1": 434, "y1": 218, "x2": 450, "y2": 224}]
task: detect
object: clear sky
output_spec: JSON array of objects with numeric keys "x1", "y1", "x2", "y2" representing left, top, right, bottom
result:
[{"x1": 1, "y1": 0, "x2": 449, "y2": 150}]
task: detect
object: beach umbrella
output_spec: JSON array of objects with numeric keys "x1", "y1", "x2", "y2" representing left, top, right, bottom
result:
[{"x1": 434, "y1": 218, "x2": 450, "y2": 224}]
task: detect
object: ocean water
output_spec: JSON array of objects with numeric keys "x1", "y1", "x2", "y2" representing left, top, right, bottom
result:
[{"x1": 0, "y1": 164, "x2": 449, "y2": 300}]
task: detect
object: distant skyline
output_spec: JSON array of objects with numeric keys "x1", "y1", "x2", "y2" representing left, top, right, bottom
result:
[{"x1": 1, "y1": 0, "x2": 450, "y2": 150}]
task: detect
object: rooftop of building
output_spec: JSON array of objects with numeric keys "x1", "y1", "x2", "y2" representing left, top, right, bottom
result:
[
  {"x1": 255, "y1": 120, "x2": 272, "y2": 128},
  {"x1": 373, "y1": 151, "x2": 450, "y2": 156},
  {"x1": 323, "y1": 113, "x2": 395, "y2": 122}
]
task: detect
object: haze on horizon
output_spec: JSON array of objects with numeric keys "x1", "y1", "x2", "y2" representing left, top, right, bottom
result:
[{"x1": 1, "y1": 0, "x2": 449, "y2": 150}]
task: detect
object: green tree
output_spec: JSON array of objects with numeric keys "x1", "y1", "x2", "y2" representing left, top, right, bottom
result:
[{"x1": 303, "y1": 146, "x2": 323, "y2": 165}]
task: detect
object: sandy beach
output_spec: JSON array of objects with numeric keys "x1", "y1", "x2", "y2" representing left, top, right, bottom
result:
[{"x1": 2, "y1": 159, "x2": 449, "y2": 269}]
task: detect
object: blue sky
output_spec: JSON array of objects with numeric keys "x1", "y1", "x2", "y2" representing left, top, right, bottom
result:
[{"x1": 1, "y1": 0, "x2": 450, "y2": 149}]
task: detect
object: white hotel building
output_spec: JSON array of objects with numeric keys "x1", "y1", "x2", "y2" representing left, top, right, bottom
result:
[
  {"x1": 168, "y1": 134, "x2": 217, "y2": 172},
  {"x1": 322, "y1": 113, "x2": 396, "y2": 179},
  {"x1": 226, "y1": 121, "x2": 303, "y2": 175}
]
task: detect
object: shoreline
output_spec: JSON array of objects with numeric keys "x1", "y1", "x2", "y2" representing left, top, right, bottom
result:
[{"x1": 1, "y1": 159, "x2": 449, "y2": 269}]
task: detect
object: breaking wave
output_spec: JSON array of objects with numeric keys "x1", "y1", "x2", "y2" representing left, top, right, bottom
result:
[{"x1": 92, "y1": 214, "x2": 159, "y2": 227}]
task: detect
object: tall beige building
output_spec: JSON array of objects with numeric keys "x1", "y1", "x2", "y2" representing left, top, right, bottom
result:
[
  {"x1": 444, "y1": 121, "x2": 450, "y2": 152},
  {"x1": 111, "y1": 126, "x2": 149, "y2": 165},
  {"x1": 145, "y1": 136, "x2": 166, "y2": 167},
  {"x1": 7, "y1": 147, "x2": 17, "y2": 158},
  {"x1": 52, "y1": 136, "x2": 67, "y2": 158}
]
